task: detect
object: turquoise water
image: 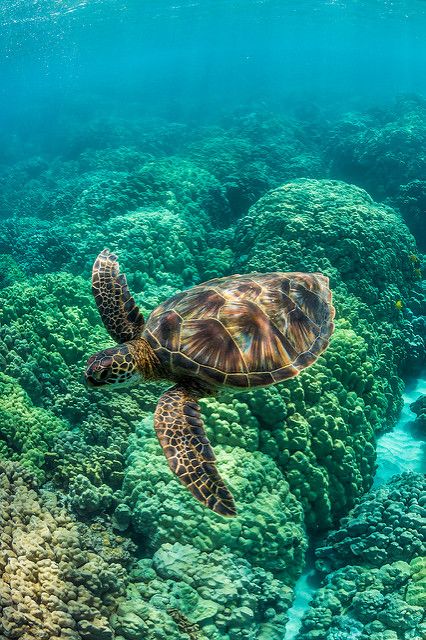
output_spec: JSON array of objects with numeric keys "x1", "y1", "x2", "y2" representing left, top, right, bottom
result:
[{"x1": 0, "y1": 2, "x2": 425, "y2": 639}]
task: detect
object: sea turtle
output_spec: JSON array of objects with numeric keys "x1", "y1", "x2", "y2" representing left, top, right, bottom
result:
[{"x1": 85, "y1": 249, "x2": 335, "y2": 517}]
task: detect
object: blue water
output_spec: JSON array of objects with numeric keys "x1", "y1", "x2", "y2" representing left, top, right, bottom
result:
[{"x1": 2, "y1": 1, "x2": 426, "y2": 144}]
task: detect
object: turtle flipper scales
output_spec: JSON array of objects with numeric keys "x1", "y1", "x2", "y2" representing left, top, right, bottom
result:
[
  {"x1": 92, "y1": 249, "x2": 145, "y2": 343},
  {"x1": 154, "y1": 385, "x2": 236, "y2": 517}
]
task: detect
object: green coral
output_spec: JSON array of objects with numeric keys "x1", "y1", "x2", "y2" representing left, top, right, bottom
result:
[
  {"x1": 116, "y1": 413, "x2": 307, "y2": 637},
  {"x1": 391, "y1": 180, "x2": 426, "y2": 251},
  {"x1": 406, "y1": 556, "x2": 426, "y2": 608},
  {"x1": 0, "y1": 270, "x2": 164, "y2": 509},
  {"x1": 0, "y1": 373, "x2": 67, "y2": 481},
  {"x1": 112, "y1": 542, "x2": 293, "y2": 640},
  {"x1": 0, "y1": 106, "x2": 424, "y2": 640},
  {"x1": 298, "y1": 561, "x2": 425, "y2": 640},
  {"x1": 329, "y1": 95, "x2": 426, "y2": 199},
  {"x1": 185, "y1": 110, "x2": 326, "y2": 218},
  {"x1": 220, "y1": 179, "x2": 421, "y2": 534},
  {"x1": 411, "y1": 394, "x2": 426, "y2": 432},
  {"x1": 315, "y1": 473, "x2": 426, "y2": 573},
  {"x1": 242, "y1": 326, "x2": 378, "y2": 529},
  {"x1": 0, "y1": 154, "x2": 227, "y2": 277},
  {"x1": 234, "y1": 179, "x2": 417, "y2": 311},
  {"x1": 298, "y1": 473, "x2": 426, "y2": 640},
  {"x1": 122, "y1": 416, "x2": 306, "y2": 580}
]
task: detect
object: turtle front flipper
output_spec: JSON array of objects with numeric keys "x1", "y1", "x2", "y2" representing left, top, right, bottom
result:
[
  {"x1": 92, "y1": 249, "x2": 145, "y2": 343},
  {"x1": 154, "y1": 385, "x2": 236, "y2": 517}
]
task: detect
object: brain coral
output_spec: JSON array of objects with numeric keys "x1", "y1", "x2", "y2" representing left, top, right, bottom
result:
[
  {"x1": 0, "y1": 461, "x2": 133, "y2": 640},
  {"x1": 297, "y1": 473, "x2": 426, "y2": 640}
]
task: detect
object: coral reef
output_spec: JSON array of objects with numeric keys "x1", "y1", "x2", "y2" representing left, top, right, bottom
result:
[
  {"x1": 234, "y1": 179, "x2": 417, "y2": 312},
  {"x1": 315, "y1": 473, "x2": 425, "y2": 572},
  {"x1": 0, "y1": 103, "x2": 424, "y2": 639},
  {"x1": 0, "y1": 373, "x2": 68, "y2": 481},
  {"x1": 122, "y1": 416, "x2": 307, "y2": 580},
  {"x1": 328, "y1": 95, "x2": 426, "y2": 199},
  {"x1": 0, "y1": 152, "x2": 227, "y2": 279},
  {"x1": 112, "y1": 542, "x2": 292, "y2": 640},
  {"x1": 0, "y1": 461, "x2": 133, "y2": 640},
  {"x1": 0, "y1": 269, "x2": 165, "y2": 517},
  {"x1": 230, "y1": 179, "x2": 421, "y2": 531},
  {"x1": 411, "y1": 394, "x2": 426, "y2": 432},
  {"x1": 297, "y1": 473, "x2": 426, "y2": 640},
  {"x1": 185, "y1": 110, "x2": 326, "y2": 218},
  {"x1": 391, "y1": 180, "x2": 426, "y2": 252}
]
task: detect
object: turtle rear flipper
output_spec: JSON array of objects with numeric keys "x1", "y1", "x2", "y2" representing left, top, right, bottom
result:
[
  {"x1": 92, "y1": 249, "x2": 145, "y2": 343},
  {"x1": 154, "y1": 385, "x2": 236, "y2": 517}
]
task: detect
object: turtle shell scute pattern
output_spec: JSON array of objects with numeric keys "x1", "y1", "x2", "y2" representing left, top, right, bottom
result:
[{"x1": 144, "y1": 272, "x2": 335, "y2": 388}]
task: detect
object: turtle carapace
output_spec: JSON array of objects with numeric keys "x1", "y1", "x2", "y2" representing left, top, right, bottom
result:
[{"x1": 85, "y1": 249, "x2": 335, "y2": 517}]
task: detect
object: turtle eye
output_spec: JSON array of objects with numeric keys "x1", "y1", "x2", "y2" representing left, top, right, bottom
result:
[{"x1": 91, "y1": 368, "x2": 109, "y2": 382}]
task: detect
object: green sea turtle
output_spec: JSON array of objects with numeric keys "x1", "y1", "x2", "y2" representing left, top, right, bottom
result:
[{"x1": 85, "y1": 249, "x2": 335, "y2": 516}]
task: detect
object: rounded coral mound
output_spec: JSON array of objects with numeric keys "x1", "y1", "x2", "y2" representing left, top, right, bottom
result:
[
  {"x1": 0, "y1": 153, "x2": 230, "y2": 278},
  {"x1": 185, "y1": 110, "x2": 327, "y2": 219},
  {"x1": 297, "y1": 473, "x2": 426, "y2": 640},
  {"x1": 122, "y1": 416, "x2": 307, "y2": 580},
  {"x1": 315, "y1": 472, "x2": 426, "y2": 572},
  {"x1": 328, "y1": 95, "x2": 426, "y2": 199},
  {"x1": 0, "y1": 461, "x2": 133, "y2": 640},
  {"x1": 112, "y1": 542, "x2": 293, "y2": 640},
  {"x1": 234, "y1": 178, "x2": 417, "y2": 311},
  {"x1": 227, "y1": 179, "x2": 422, "y2": 532}
]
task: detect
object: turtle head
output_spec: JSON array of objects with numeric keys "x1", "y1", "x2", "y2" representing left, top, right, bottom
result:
[{"x1": 84, "y1": 343, "x2": 142, "y2": 388}]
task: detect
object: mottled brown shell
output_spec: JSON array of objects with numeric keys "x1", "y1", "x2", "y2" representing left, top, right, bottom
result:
[{"x1": 144, "y1": 272, "x2": 335, "y2": 389}]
